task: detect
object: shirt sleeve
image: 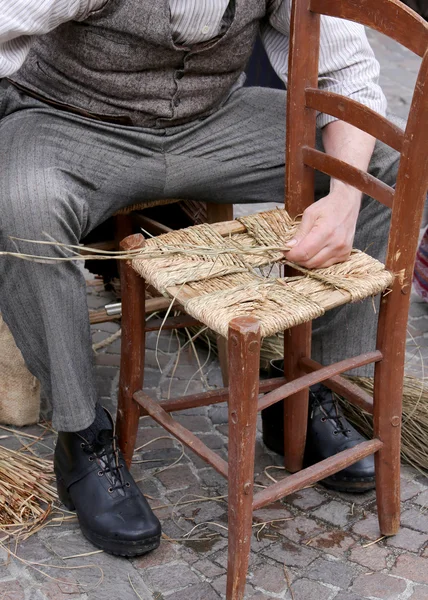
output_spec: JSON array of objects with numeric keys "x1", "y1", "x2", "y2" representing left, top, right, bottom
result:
[
  {"x1": 262, "y1": 0, "x2": 387, "y2": 128},
  {"x1": 0, "y1": 0, "x2": 106, "y2": 77}
]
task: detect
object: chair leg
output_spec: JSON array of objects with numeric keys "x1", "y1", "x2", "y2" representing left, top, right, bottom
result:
[
  {"x1": 226, "y1": 317, "x2": 260, "y2": 600},
  {"x1": 216, "y1": 333, "x2": 230, "y2": 386},
  {"x1": 373, "y1": 312, "x2": 404, "y2": 536},
  {"x1": 283, "y1": 322, "x2": 312, "y2": 472},
  {"x1": 117, "y1": 234, "x2": 146, "y2": 467}
]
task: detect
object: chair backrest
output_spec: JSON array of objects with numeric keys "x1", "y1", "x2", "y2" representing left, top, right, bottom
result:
[{"x1": 285, "y1": 0, "x2": 428, "y2": 285}]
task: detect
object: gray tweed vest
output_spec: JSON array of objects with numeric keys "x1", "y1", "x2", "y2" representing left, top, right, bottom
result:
[{"x1": 11, "y1": 0, "x2": 278, "y2": 127}]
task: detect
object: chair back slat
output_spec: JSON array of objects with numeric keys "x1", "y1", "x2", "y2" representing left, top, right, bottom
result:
[
  {"x1": 310, "y1": 0, "x2": 428, "y2": 57},
  {"x1": 302, "y1": 148, "x2": 395, "y2": 208},
  {"x1": 305, "y1": 89, "x2": 405, "y2": 152}
]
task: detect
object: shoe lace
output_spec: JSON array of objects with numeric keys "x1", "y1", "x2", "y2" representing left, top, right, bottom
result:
[
  {"x1": 311, "y1": 390, "x2": 351, "y2": 436},
  {"x1": 82, "y1": 434, "x2": 128, "y2": 492}
]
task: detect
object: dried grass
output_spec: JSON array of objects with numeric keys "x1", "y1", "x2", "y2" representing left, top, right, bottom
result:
[
  {"x1": 340, "y1": 375, "x2": 428, "y2": 477},
  {"x1": 0, "y1": 444, "x2": 56, "y2": 537}
]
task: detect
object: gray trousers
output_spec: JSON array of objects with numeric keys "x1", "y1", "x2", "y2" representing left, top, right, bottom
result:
[{"x1": 0, "y1": 82, "x2": 400, "y2": 431}]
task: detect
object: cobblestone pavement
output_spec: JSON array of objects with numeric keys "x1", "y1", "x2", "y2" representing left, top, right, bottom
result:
[{"x1": 2, "y1": 30, "x2": 428, "y2": 600}]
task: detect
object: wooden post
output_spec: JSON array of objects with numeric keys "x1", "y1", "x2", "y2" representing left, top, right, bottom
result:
[
  {"x1": 226, "y1": 316, "x2": 260, "y2": 600},
  {"x1": 283, "y1": 322, "x2": 312, "y2": 472},
  {"x1": 116, "y1": 234, "x2": 146, "y2": 466}
]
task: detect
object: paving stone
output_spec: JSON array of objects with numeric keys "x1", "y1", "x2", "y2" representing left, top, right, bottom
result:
[
  {"x1": 305, "y1": 556, "x2": 357, "y2": 589},
  {"x1": 333, "y1": 593, "x2": 368, "y2": 600},
  {"x1": 401, "y1": 479, "x2": 424, "y2": 501},
  {"x1": 262, "y1": 538, "x2": 319, "y2": 569},
  {"x1": 155, "y1": 464, "x2": 200, "y2": 490},
  {"x1": 391, "y1": 554, "x2": 428, "y2": 585},
  {"x1": 289, "y1": 578, "x2": 333, "y2": 600},
  {"x1": 308, "y1": 530, "x2": 356, "y2": 558},
  {"x1": 250, "y1": 562, "x2": 289, "y2": 594},
  {"x1": 166, "y1": 582, "x2": 220, "y2": 599},
  {"x1": 312, "y1": 500, "x2": 351, "y2": 527},
  {"x1": 211, "y1": 574, "x2": 253, "y2": 598},
  {"x1": 401, "y1": 508, "x2": 428, "y2": 534},
  {"x1": 352, "y1": 513, "x2": 382, "y2": 540},
  {"x1": 0, "y1": 580, "x2": 25, "y2": 600},
  {"x1": 193, "y1": 558, "x2": 226, "y2": 579},
  {"x1": 351, "y1": 573, "x2": 407, "y2": 599},
  {"x1": 279, "y1": 516, "x2": 325, "y2": 544},
  {"x1": 143, "y1": 563, "x2": 200, "y2": 594},
  {"x1": 198, "y1": 468, "x2": 229, "y2": 489},
  {"x1": 174, "y1": 415, "x2": 213, "y2": 432},
  {"x1": 349, "y1": 543, "x2": 390, "y2": 570},
  {"x1": 286, "y1": 487, "x2": 327, "y2": 510},
  {"x1": 385, "y1": 527, "x2": 428, "y2": 552},
  {"x1": 410, "y1": 585, "x2": 428, "y2": 599},
  {"x1": 413, "y1": 491, "x2": 428, "y2": 509},
  {"x1": 133, "y1": 541, "x2": 179, "y2": 569},
  {"x1": 208, "y1": 404, "x2": 229, "y2": 424},
  {"x1": 40, "y1": 581, "x2": 82, "y2": 600},
  {"x1": 94, "y1": 352, "x2": 121, "y2": 367}
]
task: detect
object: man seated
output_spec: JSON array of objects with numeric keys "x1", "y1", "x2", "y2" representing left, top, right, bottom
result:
[{"x1": 0, "y1": 0, "x2": 400, "y2": 556}]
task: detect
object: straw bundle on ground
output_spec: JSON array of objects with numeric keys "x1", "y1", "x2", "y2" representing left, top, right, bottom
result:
[
  {"x1": 0, "y1": 445, "x2": 56, "y2": 536},
  {"x1": 341, "y1": 375, "x2": 428, "y2": 476}
]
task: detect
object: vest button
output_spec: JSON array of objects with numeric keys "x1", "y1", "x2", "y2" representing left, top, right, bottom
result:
[
  {"x1": 176, "y1": 71, "x2": 184, "y2": 80},
  {"x1": 174, "y1": 98, "x2": 181, "y2": 107}
]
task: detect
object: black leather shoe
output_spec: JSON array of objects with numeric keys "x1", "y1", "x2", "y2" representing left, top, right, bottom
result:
[
  {"x1": 262, "y1": 360, "x2": 375, "y2": 493},
  {"x1": 54, "y1": 413, "x2": 161, "y2": 556}
]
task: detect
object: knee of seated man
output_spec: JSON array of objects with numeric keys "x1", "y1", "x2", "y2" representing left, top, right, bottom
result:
[{"x1": 0, "y1": 166, "x2": 82, "y2": 254}]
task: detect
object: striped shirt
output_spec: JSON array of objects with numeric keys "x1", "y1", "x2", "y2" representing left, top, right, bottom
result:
[{"x1": 0, "y1": 0, "x2": 387, "y2": 126}]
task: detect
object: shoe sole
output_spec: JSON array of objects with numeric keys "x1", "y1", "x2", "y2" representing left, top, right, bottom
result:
[
  {"x1": 56, "y1": 476, "x2": 161, "y2": 557},
  {"x1": 320, "y1": 476, "x2": 375, "y2": 494},
  {"x1": 80, "y1": 523, "x2": 161, "y2": 557}
]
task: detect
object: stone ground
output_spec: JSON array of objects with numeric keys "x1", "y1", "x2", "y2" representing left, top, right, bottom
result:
[{"x1": 1, "y1": 30, "x2": 428, "y2": 600}]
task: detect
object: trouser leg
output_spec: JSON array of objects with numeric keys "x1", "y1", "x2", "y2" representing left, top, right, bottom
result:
[{"x1": 0, "y1": 86, "x2": 166, "y2": 430}]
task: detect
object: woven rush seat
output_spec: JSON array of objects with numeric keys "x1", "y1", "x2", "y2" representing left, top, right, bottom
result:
[{"x1": 131, "y1": 208, "x2": 394, "y2": 337}]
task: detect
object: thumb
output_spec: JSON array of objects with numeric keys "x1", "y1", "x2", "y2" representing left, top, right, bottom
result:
[{"x1": 287, "y1": 211, "x2": 316, "y2": 249}]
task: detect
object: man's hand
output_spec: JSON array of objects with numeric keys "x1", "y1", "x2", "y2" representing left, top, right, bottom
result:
[
  {"x1": 285, "y1": 183, "x2": 361, "y2": 269},
  {"x1": 284, "y1": 120, "x2": 376, "y2": 269}
]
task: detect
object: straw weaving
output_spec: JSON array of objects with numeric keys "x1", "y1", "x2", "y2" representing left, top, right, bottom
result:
[{"x1": 132, "y1": 209, "x2": 394, "y2": 338}]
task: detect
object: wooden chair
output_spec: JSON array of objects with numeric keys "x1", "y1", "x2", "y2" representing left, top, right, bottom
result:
[{"x1": 116, "y1": 1, "x2": 428, "y2": 598}]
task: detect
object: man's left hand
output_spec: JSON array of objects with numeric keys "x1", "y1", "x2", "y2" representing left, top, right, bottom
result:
[{"x1": 285, "y1": 186, "x2": 361, "y2": 269}]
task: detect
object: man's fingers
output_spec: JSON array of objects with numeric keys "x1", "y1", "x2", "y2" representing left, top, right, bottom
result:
[
  {"x1": 287, "y1": 211, "x2": 316, "y2": 249},
  {"x1": 286, "y1": 223, "x2": 326, "y2": 264}
]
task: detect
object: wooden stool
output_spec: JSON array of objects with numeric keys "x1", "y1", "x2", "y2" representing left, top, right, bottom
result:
[{"x1": 117, "y1": 1, "x2": 428, "y2": 598}]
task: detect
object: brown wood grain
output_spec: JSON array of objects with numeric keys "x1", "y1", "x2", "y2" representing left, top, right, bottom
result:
[
  {"x1": 134, "y1": 376, "x2": 287, "y2": 414},
  {"x1": 226, "y1": 317, "x2": 261, "y2": 600},
  {"x1": 305, "y1": 88, "x2": 405, "y2": 152},
  {"x1": 116, "y1": 234, "x2": 146, "y2": 466},
  {"x1": 310, "y1": 0, "x2": 428, "y2": 57},
  {"x1": 258, "y1": 351, "x2": 382, "y2": 411},
  {"x1": 303, "y1": 147, "x2": 395, "y2": 208},
  {"x1": 283, "y1": 322, "x2": 312, "y2": 473},
  {"x1": 373, "y1": 49, "x2": 428, "y2": 536},
  {"x1": 253, "y1": 439, "x2": 383, "y2": 510}
]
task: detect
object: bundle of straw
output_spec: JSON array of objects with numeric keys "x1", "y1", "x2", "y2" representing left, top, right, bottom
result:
[
  {"x1": 341, "y1": 375, "x2": 428, "y2": 477},
  {"x1": 0, "y1": 445, "x2": 56, "y2": 535}
]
